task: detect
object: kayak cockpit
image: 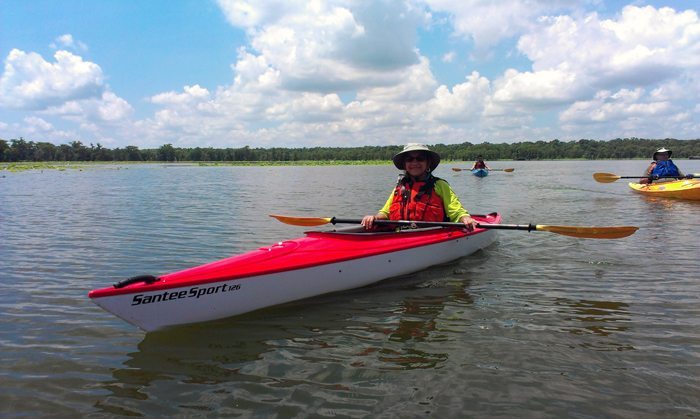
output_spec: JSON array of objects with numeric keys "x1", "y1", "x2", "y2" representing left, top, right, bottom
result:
[{"x1": 309, "y1": 224, "x2": 447, "y2": 236}]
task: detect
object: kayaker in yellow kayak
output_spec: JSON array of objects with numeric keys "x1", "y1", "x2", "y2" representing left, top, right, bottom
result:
[
  {"x1": 361, "y1": 143, "x2": 478, "y2": 231},
  {"x1": 640, "y1": 147, "x2": 686, "y2": 184}
]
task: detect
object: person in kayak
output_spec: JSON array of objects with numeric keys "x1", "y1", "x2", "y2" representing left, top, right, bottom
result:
[
  {"x1": 361, "y1": 143, "x2": 478, "y2": 231},
  {"x1": 639, "y1": 147, "x2": 685, "y2": 184},
  {"x1": 471, "y1": 155, "x2": 491, "y2": 171}
]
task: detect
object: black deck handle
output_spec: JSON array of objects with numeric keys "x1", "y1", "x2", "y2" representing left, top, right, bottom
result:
[{"x1": 113, "y1": 275, "x2": 160, "y2": 289}]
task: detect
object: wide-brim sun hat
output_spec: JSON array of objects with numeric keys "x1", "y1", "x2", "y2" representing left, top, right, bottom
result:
[
  {"x1": 653, "y1": 147, "x2": 672, "y2": 160},
  {"x1": 392, "y1": 143, "x2": 441, "y2": 171}
]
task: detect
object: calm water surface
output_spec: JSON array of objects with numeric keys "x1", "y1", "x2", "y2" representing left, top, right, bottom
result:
[{"x1": 1, "y1": 160, "x2": 699, "y2": 417}]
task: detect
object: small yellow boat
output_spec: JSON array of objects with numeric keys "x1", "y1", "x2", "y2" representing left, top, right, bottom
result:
[{"x1": 628, "y1": 179, "x2": 700, "y2": 200}]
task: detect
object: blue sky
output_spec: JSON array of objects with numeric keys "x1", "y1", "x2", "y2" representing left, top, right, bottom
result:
[{"x1": 1, "y1": 0, "x2": 698, "y2": 149}]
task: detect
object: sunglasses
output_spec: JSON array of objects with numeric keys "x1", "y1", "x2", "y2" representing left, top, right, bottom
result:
[{"x1": 405, "y1": 155, "x2": 426, "y2": 162}]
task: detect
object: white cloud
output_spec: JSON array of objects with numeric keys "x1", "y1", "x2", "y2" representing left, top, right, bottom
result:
[
  {"x1": 516, "y1": 6, "x2": 700, "y2": 90},
  {"x1": 94, "y1": 92, "x2": 133, "y2": 122},
  {"x1": 492, "y1": 68, "x2": 584, "y2": 106},
  {"x1": 0, "y1": 49, "x2": 104, "y2": 110},
  {"x1": 50, "y1": 34, "x2": 88, "y2": 52},
  {"x1": 483, "y1": 5, "x2": 700, "y2": 138},
  {"x1": 41, "y1": 91, "x2": 133, "y2": 123},
  {"x1": 427, "y1": 71, "x2": 490, "y2": 123},
  {"x1": 217, "y1": 0, "x2": 305, "y2": 28},
  {"x1": 442, "y1": 51, "x2": 455, "y2": 63},
  {"x1": 560, "y1": 88, "x2": 674, "y2": 123},
  {"x1": 150, "y1": 85, "x2": 211, "y2": 106},
  {"x1": 18, "y1": 116, "x2": 73, "y2": 141},
  {"x1": 220, "y1": 0, "x2": 426, "y2": 93},
  {"x1": 425, "y1": 0, "x2": 585, "y2": 49},
  {"x1": 355, "y1": 57, "x2": 437, "y2": 103},
  {"x1": 24, "y1": 116, "x2": 53, "y2": 131},
  {"x1": 266, "y1": 92, "x2": 344, "y2": 122},
  {"x1": 231, "y1": 48, "x2": 282, "y2": 92},
  {"x1": 0, "y1": 46, "x2": 140, "y2": 145},
  {"x1": 557, "y1": 86, "x2": 699, "y2": 139}
]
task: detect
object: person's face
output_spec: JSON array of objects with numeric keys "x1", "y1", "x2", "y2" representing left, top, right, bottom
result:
[
  {"x1": 656, "y1": 152, "x2": 669, "y2": 160},
  {"x1": 404, "y1": 152, "x2": 429, "y2": 177}
]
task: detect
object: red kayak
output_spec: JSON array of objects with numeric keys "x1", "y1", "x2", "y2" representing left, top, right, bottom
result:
[{"x1": 89, "y1": 213, "x2": 501, "y2": 331}]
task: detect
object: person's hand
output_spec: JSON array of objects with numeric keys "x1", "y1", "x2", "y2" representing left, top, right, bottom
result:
[
  {"x1": 460, "y1": 215, "x2": 478, "y2": 231},
  {"x1": 361, "y1": 215, "x2": 377, "y2": 230}
]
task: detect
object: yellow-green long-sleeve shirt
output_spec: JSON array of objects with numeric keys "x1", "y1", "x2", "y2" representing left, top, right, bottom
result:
[{"x1": 378, "y1": 179, "x2": 470, "y2": 222}]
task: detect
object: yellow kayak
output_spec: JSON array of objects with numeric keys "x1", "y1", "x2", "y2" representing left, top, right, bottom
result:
[{"x1": 628, "y1": 179, "x2": 700, "y2": 200}]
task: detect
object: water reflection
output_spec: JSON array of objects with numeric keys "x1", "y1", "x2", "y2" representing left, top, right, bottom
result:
[
  {"x1": 98, "y1": 318, "x2": 293, "y2": 415},
  {"x1": 99, "y1": 268, "x2": 477, "y2": 412},
  {"x1": 387, "y1": 284, "x2": 474, "y2": 343},
  {"x1": 119, "y1": 319, "x2": 285, "y2": 376},
  {"x1": 554, "y1": 298, "x2": 634, "y2": 351}
]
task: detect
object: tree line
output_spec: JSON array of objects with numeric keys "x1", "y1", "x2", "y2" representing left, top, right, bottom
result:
[{"x1": 1, "y1": 137, "x2": 699, "y2": 162}]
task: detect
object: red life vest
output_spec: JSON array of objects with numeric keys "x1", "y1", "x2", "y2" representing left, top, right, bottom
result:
[
  {"x1": 473, "y1": 160, "x2": 486, "y2": 169},
  {"x1": 389, "y1": 176, "x2": 447, "y2": 222}
]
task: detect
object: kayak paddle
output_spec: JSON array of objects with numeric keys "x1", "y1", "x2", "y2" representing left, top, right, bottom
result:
[
  {"x1": 452, "y1": 167, "x2": 514, "y2": 172},
  {"x1": 593, "y1": 172, "x2": 699, "y2": 183},
  {"x1": 269, "y1": 214, "x2": 638, "y2": 239}
]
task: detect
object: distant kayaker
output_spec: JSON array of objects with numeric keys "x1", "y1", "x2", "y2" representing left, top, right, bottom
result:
[
  {"x1": 361, "y1": 143, "x2": 478, "y2": 231},
  {"x1": 471, "y1": 155, "x2": 491, "y2": 171},
  {"x1": 640, "y1": 148, "x2": 685, "y2": 184}
]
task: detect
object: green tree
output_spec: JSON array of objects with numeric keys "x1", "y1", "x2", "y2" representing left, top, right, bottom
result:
[
  {"x1": 0, "y1": 139, "x2": 8, "y2": 161},
  {"x1": 8, "y1": 138, "x2": 31, "y2": 161},
  {"x1": 157, "y1": 144, "x2": 176, "y2": 161},
  {"x1": 125, "y1": 145, "x2": 143, "y2": 161},
  {"x1": 70, "y1": 141, "x2": 90, "y2": 161},
  {"x1": 34, "y1": 142, "x2": 57, "y2": 161}
]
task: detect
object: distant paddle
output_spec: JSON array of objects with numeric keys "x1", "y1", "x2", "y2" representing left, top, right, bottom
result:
[
  {"x1": 593, "y1": 172, "x2": 699, "y2": 183},
  {"x1": 269, "y1": 214, "x2": 638, "y2": 239},
  {"x1": 452, "y1": 167, "x2": 514, "y2": 172}
]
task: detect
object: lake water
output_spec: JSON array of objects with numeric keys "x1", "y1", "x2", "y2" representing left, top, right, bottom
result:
[{"x1": 1, "y1": 160, "x2": 699, "y2": 417}]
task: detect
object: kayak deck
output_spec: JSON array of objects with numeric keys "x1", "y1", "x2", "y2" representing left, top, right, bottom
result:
[{"x1": 90, "y1": 213, "x2": 499, "y2": 299}]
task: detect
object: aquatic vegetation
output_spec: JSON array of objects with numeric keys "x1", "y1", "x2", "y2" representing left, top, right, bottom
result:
[
  {"x1": 196, "y1": 160, "x2": 390, "y2": 166},
  {"x1": 0, "y1": 162, "x2": 86, "y2": 172}
]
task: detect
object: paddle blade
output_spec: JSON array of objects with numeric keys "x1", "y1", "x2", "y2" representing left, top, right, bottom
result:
[
  {"x1": 593, "y1": 172, "x2": 622, "y2": 183},
  {"x1": 504, "y1": 168, "x2": 514, "y2": 172},
  {"x1": 451, "y1": 168, "x2": 463, "y2": 172},
  {"x1": 535, "y1": 224, "x2": 638, "y2": 239},
  {"x1": 269, "y1": 214, "x2": 333, "y2": 226}
]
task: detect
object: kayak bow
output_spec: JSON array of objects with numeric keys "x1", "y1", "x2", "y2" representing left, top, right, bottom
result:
[{"x1": 89, "y1": 213, "x2": 501, "y2": 331}]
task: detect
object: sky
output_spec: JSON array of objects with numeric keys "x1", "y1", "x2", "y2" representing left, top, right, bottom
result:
[{"x1": 1, "y1": 0, "x2": 699, "y2": 149}]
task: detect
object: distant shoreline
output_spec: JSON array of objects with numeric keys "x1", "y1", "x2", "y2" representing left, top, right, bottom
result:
[
  {"x1": 1, "y1": 158, "x2": 674, "y2": 173},
  {"x1": 3, "y1": 138, "x2": 699, "y2": 165}
]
